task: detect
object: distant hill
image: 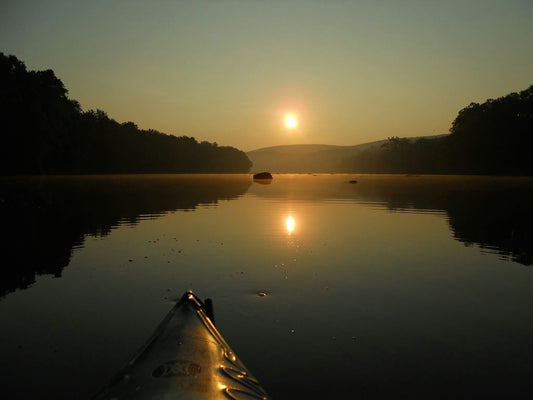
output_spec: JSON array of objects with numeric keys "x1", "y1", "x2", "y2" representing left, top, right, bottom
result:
[
  {"x1": 249, "y1": 84, "x2": 533, "y2": 175},
  {"x1": 247, "y1": 136, "x2": 446, "y2": 173}
]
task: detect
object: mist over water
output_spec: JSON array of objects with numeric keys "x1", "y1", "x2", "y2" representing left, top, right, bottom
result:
[{"x1": 1, "y1": 174, "x2": 532, "y2": 399}]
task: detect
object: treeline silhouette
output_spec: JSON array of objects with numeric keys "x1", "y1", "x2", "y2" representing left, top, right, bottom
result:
[
  {"x1": 343, "y1": 85, "x2": 533, "y2": 175},
  {"x1": 0, "y1": 53, "x2": 252, "y2": 175}
]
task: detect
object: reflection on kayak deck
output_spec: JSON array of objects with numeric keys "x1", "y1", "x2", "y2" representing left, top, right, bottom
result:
[{"x1": 93, "y1": 291, "x2": 270, "y2": 400}]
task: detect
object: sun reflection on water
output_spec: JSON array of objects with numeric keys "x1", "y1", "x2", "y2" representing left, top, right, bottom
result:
[{"x1": 286, "y1": 216, "x2": 295, "y2": 234}]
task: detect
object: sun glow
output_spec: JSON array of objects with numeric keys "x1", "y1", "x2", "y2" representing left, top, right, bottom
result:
[{"x1": 285, "y1": 115, "x2": 297, "y2": 129}]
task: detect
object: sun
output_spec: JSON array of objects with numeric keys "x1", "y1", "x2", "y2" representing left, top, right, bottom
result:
[{"x1": 285, "y1": 114, "x2": 297, "y2": 129}]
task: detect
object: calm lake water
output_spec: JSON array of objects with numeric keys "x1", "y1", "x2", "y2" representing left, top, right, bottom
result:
[{"x1": 1, "y1": 174, "x2": 532, "y2": 399}]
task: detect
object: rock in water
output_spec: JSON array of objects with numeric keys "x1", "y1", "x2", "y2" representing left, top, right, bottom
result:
[{"x1": 253, "y1": 172, "x2": 273, "y2": 180}]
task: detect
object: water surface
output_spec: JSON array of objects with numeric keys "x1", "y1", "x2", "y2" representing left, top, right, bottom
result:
[{"x1": 1, "y1": 174, "x2": 532, "y2": 399}]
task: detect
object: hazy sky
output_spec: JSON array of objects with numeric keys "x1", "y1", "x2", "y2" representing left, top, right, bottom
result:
[{"x1": 2, "y1": 0, "x2": 532, "y2": 151}]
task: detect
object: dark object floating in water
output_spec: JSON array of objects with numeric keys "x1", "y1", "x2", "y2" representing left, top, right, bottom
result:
[
  {"x1": 253, "y1": 172, "x2": 273, "y2": 180},
  {"x1": 93, "y1": 290, "x2": 271, "y2": 400},
  {"x1": 348, "y1": 180, "x2": 358, "y2": 184}
]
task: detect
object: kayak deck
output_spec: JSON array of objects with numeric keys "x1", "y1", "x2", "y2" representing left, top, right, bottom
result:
[{"x1": 93, "y1": 291, "x2": 270, "y2": 399}]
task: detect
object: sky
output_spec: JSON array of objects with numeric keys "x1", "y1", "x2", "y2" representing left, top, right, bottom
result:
[{"x1": 1, "y1": 0, "x2": 532, "y2": 151}]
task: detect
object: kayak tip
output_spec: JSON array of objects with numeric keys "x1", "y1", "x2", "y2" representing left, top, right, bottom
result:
[{"x1": 93, "y1": 289, "x2": 270, "y2": 399}]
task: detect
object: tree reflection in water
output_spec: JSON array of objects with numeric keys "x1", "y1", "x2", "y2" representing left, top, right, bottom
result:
[
  {"x1": 0, "y1": 175, "x2": 251, "y2": 298},
  {"x1": 1, "y1": 174, "x2": 532, "y2": 299}
]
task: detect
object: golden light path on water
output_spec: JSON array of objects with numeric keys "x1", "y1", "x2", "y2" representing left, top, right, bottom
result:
[{"x1": 286, "y1": 216, "x2": 295, "y2": 234}]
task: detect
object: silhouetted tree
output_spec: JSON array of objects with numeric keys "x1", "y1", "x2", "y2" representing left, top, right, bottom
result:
[
  {"x1": 0, "y1": 53, "x2": 252, "y2": 175},
  {"x1": 448, "y1": 86, "x2": 533, "y2": 175},
  {"x1": 346, "y1": 85, "x2": 532, "y2": 175},
  {"x1": 0, "y1": 54, "x2": 81, "y2": 174}
]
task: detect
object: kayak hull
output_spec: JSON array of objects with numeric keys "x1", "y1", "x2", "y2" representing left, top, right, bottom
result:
[{"x1": 93, "y1": 291, "x2": 270, "y2": 400}]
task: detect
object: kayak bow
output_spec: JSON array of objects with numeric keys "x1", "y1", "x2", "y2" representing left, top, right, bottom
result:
[{"x1": 93, "y1": 291, "x2": 270, "y2": 399}]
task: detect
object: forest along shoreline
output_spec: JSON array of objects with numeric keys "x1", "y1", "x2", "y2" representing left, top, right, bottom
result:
[{"x1": 1, "y1": 52, "x2": 532, "y2": 176}]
